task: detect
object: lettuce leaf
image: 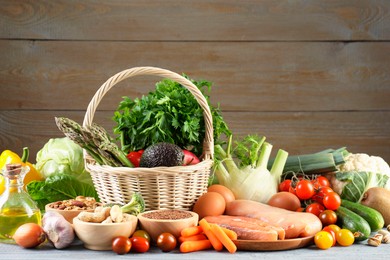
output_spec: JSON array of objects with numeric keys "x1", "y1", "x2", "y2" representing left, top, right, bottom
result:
[
  {"x1": 27, "y1": 174, "x2": 99, "y2": 210},
  {"x1": 336, "y1": 171, "x2": 389, "y2": 202}
]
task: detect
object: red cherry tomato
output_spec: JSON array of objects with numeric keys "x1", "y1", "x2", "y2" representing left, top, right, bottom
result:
[
  {"x1": 323, "y1": 192, "x2": 341, "y2": 210},
  {"x1": 129, "y1": 236, "x2": 150, "y2": 253},
  {"x1": 289, "y1": 185, "x2": 296, "y2": 195},
  {"x1": 305, "y1": 202, "x2": 325, "y2": 216},
  {"x1": 127, "y1": 150, "x2": 144, "y2": 167},
  {"x1": 156, "y1": 232, "x2": 177, "y2": 252},
  {"x1": 132, "y1": 229, "x2": 151, "y2": 242},
  {"x1": 295, "y1": 179, "x2": 315, "y2": 200},
  {"x1": 312, "y1": 186, "x2": 334, "y2": 204},
  {"x1": 112, "y1": 236, "x2": 131, "y2": 255},
  {"x1": 279, "y1": 179, "x2": 292, "y2": 192},
  {"x1": 312, "y1": 176, "x2": 330, "y2": 189}
]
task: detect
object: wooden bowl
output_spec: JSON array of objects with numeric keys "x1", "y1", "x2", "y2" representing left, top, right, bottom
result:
[
  {"x1": 45, "y1": 203, "x2": 95, "y2": 224},
  {"x1": 73, "y1": 214, "x2": 138, "y2": 250},
  {"x1": 137, "y1": 210, "x2": 198, "y2": 243}
]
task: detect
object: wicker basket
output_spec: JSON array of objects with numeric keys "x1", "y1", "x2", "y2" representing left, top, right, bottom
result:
[{"x1": 82, "y1": 66, "x2": 214, "y2": 211}]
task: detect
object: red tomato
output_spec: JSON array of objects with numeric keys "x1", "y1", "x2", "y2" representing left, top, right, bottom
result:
[
  {"x1": 279, "y1": 179, "x2": 292, "y2": 192},
  {"x1": 127, "y1": 150, "x2": 144, "y2": 167},
  {"x1": 305, "y1": 202, "x2": 325, "y2": 216},
  {"x1": 312, "y1": 176, "x2": 330, "y2": 189},
  {"x1": 322, "y1": 226, "x2": 336, "y2": 246},
  {"x1": 156, "y1": 232, "x2": 177, "y2": 252},
  {"x1": 129, "y1": 236, "x2": 150, "y2": 253},
  {"x1": 295, "y1": 179, "x2": 315, "y2": 200},
  {"x1": 112, "y1": 236, "x2": 131, "y2": 255},
  {"x1": 312, "y1": 186, "x2": 334, "y2": 204},
  {"x1": 323, "y1": 192, "x2": 341, "y2": 210},
  {"x1": 318, "y1": 210, "x2": 338, "y2": 226},
  {"x1": 289, "y1": 185, "x2": 296, "y2": 195}
]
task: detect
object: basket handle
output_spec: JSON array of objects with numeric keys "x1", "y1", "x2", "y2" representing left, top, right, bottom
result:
[{"x1": 82, "y1": 66, "x2": 214, "y2": 159}]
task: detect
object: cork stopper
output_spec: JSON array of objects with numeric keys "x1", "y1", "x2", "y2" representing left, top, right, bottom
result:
[{"x1": 5, "y1": 163, "x2": 23, "y2": 178}]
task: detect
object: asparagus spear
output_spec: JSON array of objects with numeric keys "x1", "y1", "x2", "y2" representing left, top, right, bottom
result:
[{"x1": 55, "y1": 117, "x2": 133, "y2": 167}]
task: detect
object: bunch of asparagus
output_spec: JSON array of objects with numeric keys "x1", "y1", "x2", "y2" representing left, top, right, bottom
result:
[{"x1": 55, "y1": 117, "x2": 133, "y2": 167}]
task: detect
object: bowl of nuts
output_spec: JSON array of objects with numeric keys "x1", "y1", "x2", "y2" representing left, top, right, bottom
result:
[
  {"x1": 45, "y1": 196, "x2": 102, "y2": 224},
  {"x1": 73, "y1": 205, "x2": 138, "y2": 250}
]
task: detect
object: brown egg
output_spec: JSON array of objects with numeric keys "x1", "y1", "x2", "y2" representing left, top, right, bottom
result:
[
  {"x1": 192, "y1": 192, "x2": 226, "y2": 219},
  {"x1": 268, "y1": 191, "x2": 301, "y2": 211},
  {"x1": 207, "y1": 184, "x2": 235, "y2": 204}
]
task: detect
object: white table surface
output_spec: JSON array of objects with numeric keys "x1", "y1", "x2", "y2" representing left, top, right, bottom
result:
[{"x1": 1, "y1": 235, "x2": 389, "y2": 260}]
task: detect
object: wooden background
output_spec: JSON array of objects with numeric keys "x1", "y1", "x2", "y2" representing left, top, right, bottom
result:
[{"x1": 0, "y1": 0, "x2": 389, "y2": 164}]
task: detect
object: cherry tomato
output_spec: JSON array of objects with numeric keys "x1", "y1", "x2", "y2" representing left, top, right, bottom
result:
[
  {"x1": 112, "y1": 236, "x2": 131, "y2": 255},
  {"x1": 305, "y1": 202, "x2": 325, "y2": 216},
  {"x1": 295, "y1": 179, "x2": 315, "y2": 200},
  {"x1": 323, "y1": 192, "x2": 341, "y2": 210},
  {"x1": 288, "y1": 185, "x2": 296, "y2": 195},
  {"x1": 129, "y1": 236, "x2": 150, "y2": 253},
  {"x1": 279, "y1": 179, "x2": 292, "y2": 192},
  {"x1": 312, "y1": 176, "x2": 330, "y2": 189},
  {"x1": 296, "y1": 207, "x2": 305, "y2": 212},
  {"x1": 322, "y1": 226, "x2": 336, "y2": 246},
  {"x1": 318, "y1": 210, "x2": 337, "y2": 226},
  {"x1": 127, "y1": 150, "x2": 144, "y2": 167},
  {"x1": 312, "y1": 186, "x2": 334, "y2": 204},
  {"x1": 327, "y1": 224, "x2": 341, "y2": 234},
  {"x1": 156, "y1": 232, "x2": 177, "y2": 252},
  {"x1": 336, "y1": 229, "x2": 355, "y2": 246},
  {"x1": 132, "y1": 229, "x2": 151, "y2": 242},
  {"x1": 314, "y1": 231, "x2": 333, "y2": 250}
]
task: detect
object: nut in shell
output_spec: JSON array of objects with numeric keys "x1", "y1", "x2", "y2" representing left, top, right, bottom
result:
[
  {"x1": 377, "y1": 230, "x2": 390, "y2": 244},
  {"x1": 368, "y1": 234, "x2": 383, "y2": 247}
]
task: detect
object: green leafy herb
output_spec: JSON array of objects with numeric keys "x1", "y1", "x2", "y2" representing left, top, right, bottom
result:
[{"x1": 113, "y1": 75, "x2": 231, "y2": 155}]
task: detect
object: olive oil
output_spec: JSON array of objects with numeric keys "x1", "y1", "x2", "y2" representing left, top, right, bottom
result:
[
  {"x1": 0, "y1": 208, "x2": 41, "y2": 243},
  {"x1": 0, "y1": 164, "x2": 42, "y2": 244}
]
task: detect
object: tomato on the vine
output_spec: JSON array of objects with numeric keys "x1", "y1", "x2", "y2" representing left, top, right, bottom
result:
[
  {"x1": 305, "y1": 202, "x2": 325, "y2": 216},
  {"x1": 289, "y1": 185, "x2": 296, "y2": 195},
  {"x1": 295, "y1": 179, "x2": 315, "y2": 200},
  {"x1": 318, "y1": 210, "x2": 337, "y2": 226},
  {"x1": 323, "y1": 192, "x2": 341, "y2": 210},
  {"x1": 279, "y1": 179, "x2": 292, "y2": 192},
  {"x1": 312, "y1": 186, "x2": 334, "y2": 204},
  {"x1": 312, "y1": 176, "x2": 330, "y2": 189}
]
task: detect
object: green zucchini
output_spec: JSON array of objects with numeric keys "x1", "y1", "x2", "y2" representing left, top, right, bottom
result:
[
  {"x1": 341, "y1": 199, "x2": 384, "y2": 232},
  {"x1": 336, "y1": 206, "x2": 371, "y2": 241}
]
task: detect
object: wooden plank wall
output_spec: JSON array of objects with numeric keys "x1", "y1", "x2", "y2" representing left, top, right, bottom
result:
[{"x1": 1, "y1": 0, "x2": 389, "y2": 163}]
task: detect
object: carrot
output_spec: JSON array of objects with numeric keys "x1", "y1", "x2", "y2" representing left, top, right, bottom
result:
[
  {"x1": 180, "y1": 225, "x2": 203, "y2": 237},
  {"x1": 180, "y1": 240, "x2": 212, "y2": 253},
  {"x1": 220, "y1": 227, "x2": 238, "y2": 240},
  {"x1": 210, "y1": 224, "x2": 237, "y2": 254},
  {"x1": 199, "y1": 219, "x2": 223, "y2": 251},
  {"x1": 179, "y1": 234, "x2": 207, "y2": 243}
]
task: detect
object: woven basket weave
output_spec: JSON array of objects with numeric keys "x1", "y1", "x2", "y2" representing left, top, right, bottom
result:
[{"x1": 82, "y1": 67, "x2": 214, "y2": 211}]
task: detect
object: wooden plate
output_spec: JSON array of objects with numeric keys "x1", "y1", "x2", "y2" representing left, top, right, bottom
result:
[{"x1": 233, "y1": 236, "x2": 314, "y2": 251}]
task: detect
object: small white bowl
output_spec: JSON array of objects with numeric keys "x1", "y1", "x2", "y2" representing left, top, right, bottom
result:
[
  {"x1": 137, "y1": 210, "x2": 198, "y2": 243},
  {"x1": 73, "y1": 214, "x2": 138, "y2": 250}
]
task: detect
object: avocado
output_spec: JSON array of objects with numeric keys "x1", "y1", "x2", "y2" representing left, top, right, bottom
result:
[{"x1": 140, "y1": 142, "x2": 184, "y2": 167}]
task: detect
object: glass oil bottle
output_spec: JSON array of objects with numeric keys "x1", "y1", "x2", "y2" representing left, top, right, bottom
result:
[{"x1": 0, "y1": 163, "x2": 41, "y2": 243}]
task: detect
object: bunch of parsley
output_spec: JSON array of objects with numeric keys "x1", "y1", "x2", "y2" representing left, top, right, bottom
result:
[{"x1": 113, "y1": 75, "x2": 231, "y2": 156}]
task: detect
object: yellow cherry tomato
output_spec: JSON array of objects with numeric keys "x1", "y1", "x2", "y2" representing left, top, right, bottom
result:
[
  {"x1": 336, "y1": 228, "x2": 355, "y2": 246},
  {"x1": 327, "y1": 224, "x2": 341, "y2": 234},
  {"x1": 314, "y1": 231, "x2": 334, "y2": 250}
]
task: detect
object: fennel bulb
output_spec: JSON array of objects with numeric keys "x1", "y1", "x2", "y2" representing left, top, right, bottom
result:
[{"x1": 214, "y1": 135, "x2": 288, "y2": 203}]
